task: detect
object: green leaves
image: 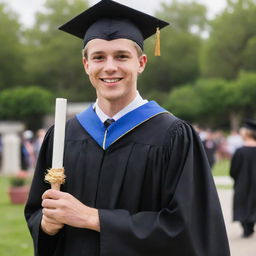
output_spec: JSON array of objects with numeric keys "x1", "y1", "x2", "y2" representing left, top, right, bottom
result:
[
  {"x1": 165, "y1": 71, "x2": 256, "y2": 128},
  {"x1": 0, "y1": 86, "x2": 53, "y2": 122},
  {"x1": 140, "y1": 1, "x2": 207, "y2": 101},
  {"x1": 24, "y1": 0, "x2": 95, "y2": 101},
  {"x1": 201, "y1": 0, "x2": 256, "y2": 79},
  {"x1": 0, "y1": 3, "x2": 25, "y2": 89}
]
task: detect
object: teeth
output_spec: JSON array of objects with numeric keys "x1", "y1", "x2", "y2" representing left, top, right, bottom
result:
[{"x1": 102, "y1": 78, "x2": 121, "y2": 83}]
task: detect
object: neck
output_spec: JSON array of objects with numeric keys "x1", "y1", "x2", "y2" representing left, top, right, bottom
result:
[
  {"x1": 244, "y1": 138, "x2": 256, "y2": 146},
  {"x1": 97, "y1": 93, "x2": 137, "y2": 117}
]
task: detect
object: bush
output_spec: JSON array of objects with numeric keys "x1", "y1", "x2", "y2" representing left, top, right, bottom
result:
[
  {"x1": 9, "y1": 171, "x2": 30, "y2": 187},
  {"x1": 0, "y1": 86, "x2": 53, "y2": 130},
  {"x1": 9, "y1": 177, "x2": 26, "y2": 187}
]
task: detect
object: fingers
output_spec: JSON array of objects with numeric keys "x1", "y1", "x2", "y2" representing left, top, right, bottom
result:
[
  {"x1": 42, "y1": 198, "x2": 59, "y2": 209},
  {"x1": 42, "y1": 207, "x2": 56, "y2": 218},
  {"x1": 41, "y1": 215, "x2": 64, "y2": 235},
  {"x1": 42, "y1": 214, "x2": 61, "y2": 225},
  {"x1": 42, "y1": 189, "x2": 67, "y2": 200},
  {"x1": 41, "y1": 191, "x2": 71, "y2": 224}
]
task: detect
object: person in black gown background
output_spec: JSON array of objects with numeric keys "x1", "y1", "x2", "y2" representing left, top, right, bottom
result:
[
  {"x1": 230, "y1": 119, "x2": 256, "y2": 238},
  {"x1": 25, "y1": 1, "x2": 230, "y2": 255},
  {"x1": 202, "y1": 129, "x2": 217, "y2": 170}
]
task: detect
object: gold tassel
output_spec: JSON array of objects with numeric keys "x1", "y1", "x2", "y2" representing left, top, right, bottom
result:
[{"x1": 154, "y1": 27, "x2": 161, "y2": 56}]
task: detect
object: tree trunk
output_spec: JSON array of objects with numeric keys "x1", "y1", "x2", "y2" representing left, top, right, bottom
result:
[{"x1": 229, "y1": 111, "x2": 242, "y2": 131}]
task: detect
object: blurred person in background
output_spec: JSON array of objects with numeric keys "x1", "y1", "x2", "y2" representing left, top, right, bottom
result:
[
  {"x1": 227, "y1": 130, "x2": 243, "y2": 157},
  {"x1": 230, "y1": 119, "x2": 256, "y2": 238},
  {"x1": 202, "y1": 129, "x2": 218, "y2": 170},
  {"x1": 33, "y1": 128, "x2": 46, "y2": 160},
  {"x1": 21, "y1": 130, "x2": 36, "y2": 171}
]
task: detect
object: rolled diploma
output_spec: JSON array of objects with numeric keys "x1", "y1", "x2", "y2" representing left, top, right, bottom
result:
[{"x1": 51, "y1": 98, "x2": 67, "y2": 189}]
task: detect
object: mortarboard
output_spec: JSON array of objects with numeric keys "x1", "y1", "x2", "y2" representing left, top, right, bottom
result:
[
  {"x1": 243, "y1": 119, "x2": 256, "y2": 131},
  {"x1": 59, "y1": 0, "x2": 169, "y2": 55}
]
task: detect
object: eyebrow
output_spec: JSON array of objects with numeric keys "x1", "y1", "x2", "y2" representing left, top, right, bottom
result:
[{"x1": 90, "y1": 50, "x2": 132, "y2": 55}]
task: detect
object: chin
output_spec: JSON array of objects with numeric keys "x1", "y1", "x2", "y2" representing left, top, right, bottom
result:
[{"x1": 102, "y1": 90, "x2": 126, "y2": 101}]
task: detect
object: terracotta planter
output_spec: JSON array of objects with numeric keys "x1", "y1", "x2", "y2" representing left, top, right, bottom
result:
[{"x1": 8, "y1": 185, "x2": 30, "y2": 204}]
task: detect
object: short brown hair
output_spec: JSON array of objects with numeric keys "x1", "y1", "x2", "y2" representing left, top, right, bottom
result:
[{"x1": 240, "y1": 127, "x2": 256, "y2": 140}]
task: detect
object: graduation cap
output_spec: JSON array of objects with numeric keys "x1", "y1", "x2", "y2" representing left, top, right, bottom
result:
[
  {"x1": 243, "y1": 119, "x2": 256, "y2": 131},
  {"x1": 59, "y1": 0, "x2": 169, "y2": 56}
]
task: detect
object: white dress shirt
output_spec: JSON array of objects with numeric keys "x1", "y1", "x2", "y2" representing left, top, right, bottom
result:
[{"x1": 94, "y1": 91, "x2": 148, "y2": 123}]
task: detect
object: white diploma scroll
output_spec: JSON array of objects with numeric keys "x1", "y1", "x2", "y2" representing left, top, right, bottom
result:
[
  {"x1": 44, "y1": 98, "x2": 67, "y2": 190},
  {"x1": 52, "y1": 98, "x2": 67, "y2": 169}
]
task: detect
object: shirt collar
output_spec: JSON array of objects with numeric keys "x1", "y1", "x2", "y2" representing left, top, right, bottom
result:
[{"x1": 93, "y1": 91, "x2": 148, "y2": 123}]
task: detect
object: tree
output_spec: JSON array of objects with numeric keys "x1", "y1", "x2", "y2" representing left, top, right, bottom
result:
[
  {"x1": 210, "y1": 71, "x2": 256, "y2": 130},
  {"x1": 165, "y1": 79, "x2": 229, "y2": 127},
  {"x1": 164, "y1": 84, "x2": 202, "y2": 122},
  {"x1": 0, "y1": 3, "x2": 25, "y2": 89},
  {"x1": 0, "y1": 86, "x2": 53, "y2": 131},
  {"x1": 201, "y1": 0, "x2": 256, "y2": 80},
  {"x1": 139, "y1": 1, "x2": 208, "y2": 104},
  {"x1": 24, "y1": 0, "x2": 95, "y2": 102},
  {"x1": 165, "y1": 72, "x2": 256, "y2": 130}
]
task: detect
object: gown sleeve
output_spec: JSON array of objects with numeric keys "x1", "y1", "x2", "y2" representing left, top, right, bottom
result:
[
  {"x1": 24, "y1": 126, "x2": 62, "y2": 256},
  {"x1": 98, "y1": 121, "x2": 230, "y2": 256}
]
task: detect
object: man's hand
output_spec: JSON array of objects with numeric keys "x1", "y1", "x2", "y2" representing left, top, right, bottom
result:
[
  {"x1": 41, "y1": 189, "x2": 100, "y2": 233},
  {"x1": 41, "y1": 214, "x2": 64, "y2": 235}
]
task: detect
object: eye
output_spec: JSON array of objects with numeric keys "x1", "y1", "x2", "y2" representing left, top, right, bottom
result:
[
  {"x1": 92, "y1": 55, "x2": 104, "y2": 61},
  {"x1": 116, "y1": 54, "x2": 129, "y2": 60}
]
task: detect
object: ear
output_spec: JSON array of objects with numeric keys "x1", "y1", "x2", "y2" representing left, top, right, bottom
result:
[
  {"x1": 138, "y1": 54, "x2": 147, "y2": 74},
  {"x1": 82, "y1": 57, "x2": 89, "y2": 75}
]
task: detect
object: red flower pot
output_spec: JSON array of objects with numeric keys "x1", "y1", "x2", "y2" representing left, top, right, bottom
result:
[{"x1": 8, "y1": 185, "x2": 30, "y2": 204}]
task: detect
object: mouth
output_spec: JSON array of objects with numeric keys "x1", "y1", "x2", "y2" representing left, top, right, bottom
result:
[{"x1": 100, "y1": 78, "x2": 122, "y2": 83}]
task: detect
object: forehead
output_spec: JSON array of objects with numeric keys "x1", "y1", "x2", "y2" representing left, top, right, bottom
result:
[{"x1": 86, "y1": 38, "x2": 137, "y2": 54}]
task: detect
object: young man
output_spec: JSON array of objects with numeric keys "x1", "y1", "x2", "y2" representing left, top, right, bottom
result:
[{"x1": 25, "y1": 1, "x2": 230, "y2": 255}]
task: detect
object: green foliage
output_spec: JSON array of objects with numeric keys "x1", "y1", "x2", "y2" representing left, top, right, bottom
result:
[
  {"x1": 158, "y1": 0, "x2": 208, "y2": 33},
  {"x1": 1, "y1": 0, "x2": 256, "y2": 131},
  {"x1": 201, "y1": 0, "x2": 256, "y2": 79},
  {"x1": 0, "y1": 86, "x2": 53, "y2": 130},
  {"x1": 139, "y1": 1, "x2": 207, "y2": 100},
  {"x1": 24, "y1": 0, "x2": 95, "y2": 101},
  {"x1": 165, "y1": 78, "x2": 229, "y2": 124},
  {"x1": 165, "y1": 71, "x2": 256, "y2": 129},
  {"x1": 195, "y1": 79, "x2": 230, "y2": 115},
  {"x1": 0, "y1": 3, "x2": 26, "y2": 89},
  {"x1": 0, "y1": 86, "x2": 53, "y2": 119},
  {"x1": 164, "y1": 84, "x2": 202, "y2": 121},
  {"x1": 9, "y1": 177, "x2": 27, "y2": 187}
]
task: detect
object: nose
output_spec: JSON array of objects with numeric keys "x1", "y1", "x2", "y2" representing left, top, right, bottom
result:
[{"x1": 103, "y1": 57, "x2": 118, "y2": 73}]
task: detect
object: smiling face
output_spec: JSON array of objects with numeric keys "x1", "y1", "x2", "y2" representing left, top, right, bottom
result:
[{"x1": 83, "y1": 38, "x2": 147, "y2": 108}]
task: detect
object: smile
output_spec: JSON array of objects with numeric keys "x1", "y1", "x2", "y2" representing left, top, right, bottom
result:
[{"x1": 101, "y1": 78, "x2": 122, "y2": 83}]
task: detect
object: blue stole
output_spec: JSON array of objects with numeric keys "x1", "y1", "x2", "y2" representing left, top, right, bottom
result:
[{"x1": 76, "y1": 101, "x2": 167, "y2": 150}]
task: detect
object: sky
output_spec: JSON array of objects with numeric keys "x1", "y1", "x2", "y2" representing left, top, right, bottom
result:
[{"x1": 1, "y1": 0, "x2": 226, "y2": 28}]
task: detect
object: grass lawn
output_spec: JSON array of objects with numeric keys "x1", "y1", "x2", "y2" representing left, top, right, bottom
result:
[
  {"x1": 0, "y1": 176, "x2": 33, "y2": 256},
  {"x1": 212, "y1": 158, "x2": 231, "y2": 176}
]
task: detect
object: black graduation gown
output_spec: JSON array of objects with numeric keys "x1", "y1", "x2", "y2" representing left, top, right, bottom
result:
[
  {"x1": 202, "y1": 139, "x2": 217, "y2": 169},
  {"x1": 230, "y1": 146, "x2": 256, "y2": 222},
  {"x1": 25, "y1": 110, "x2": 230, "y2": 256}
]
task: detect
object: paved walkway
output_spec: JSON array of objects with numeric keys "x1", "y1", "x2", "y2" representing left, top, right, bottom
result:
[
  {"x1": 214, "y1": 176, "x2": 233, "y2": 186},
  {"x1": 217, "y1": 189, "x2": 255, "y2": 256}
]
